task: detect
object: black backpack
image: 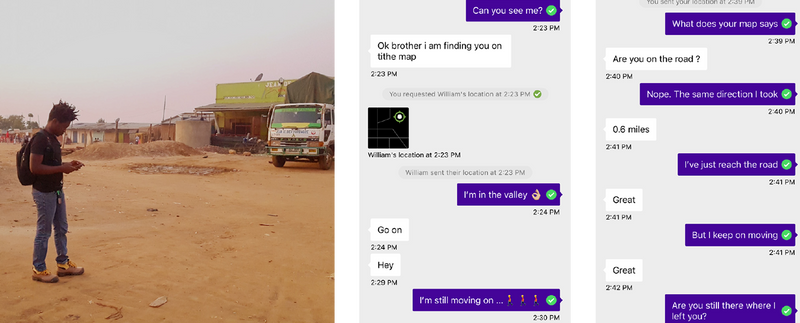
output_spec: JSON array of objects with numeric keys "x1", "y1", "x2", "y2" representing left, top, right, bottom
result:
[{"x1": 16, "y1": 132, "x2": 48, "y2": 186}]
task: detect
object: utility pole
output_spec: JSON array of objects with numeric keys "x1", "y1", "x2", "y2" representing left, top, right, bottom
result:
[
  {"x1": 162, "y1": 95, "x2": 167, "y2": 123},
  {"x1": 115, "y1": 118, "x2": 120, "y2": 143}
]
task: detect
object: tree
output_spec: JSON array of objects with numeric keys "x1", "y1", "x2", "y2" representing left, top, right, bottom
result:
[
  {"x1": 98, "y1": 118, "x2": 105, "y2": 124},
  {"x1": 27, "y1": 113, "x2": 33, "y2": 128},
  {"x1": 0, "y1": 115, "x2": 26, "y2": 130},
  {"x1": 27, "y1": 121, "x2": 40, "y2": 129}
]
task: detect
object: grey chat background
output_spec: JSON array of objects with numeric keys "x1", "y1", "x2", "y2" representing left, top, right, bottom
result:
[
  {"x1": 597, "y1": 1, "x2": 799, "y2": 322},
  {"x1": 361, "y1": 0, "x2": 572, "y2": 322}
]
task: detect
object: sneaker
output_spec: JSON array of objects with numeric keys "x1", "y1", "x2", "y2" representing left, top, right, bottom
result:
[
  {"x1": 57, "y1": 261, "x2": 85, "y2": 277},
  {"x1": 32, "y1": 268, "x2": 59, "y2": 283}
]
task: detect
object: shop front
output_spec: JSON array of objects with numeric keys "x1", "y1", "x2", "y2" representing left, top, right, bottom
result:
[{"x1": 195, "y1": 78, "x2": 295, "y2": 146}]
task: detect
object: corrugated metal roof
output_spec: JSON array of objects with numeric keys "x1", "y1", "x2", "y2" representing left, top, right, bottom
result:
[
  {"x1": 68, "y1": 123, "x2": 153, "y2": 131},
  {"x1": 161, "y1": 112, "x2": 215, "y2": 124},
  {"x1": 194, "y1": 102, "x2": 275, "y2": 112}
]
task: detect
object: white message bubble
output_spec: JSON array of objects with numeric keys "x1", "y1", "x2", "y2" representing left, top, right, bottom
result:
[
  {"x1": 604, "y1": 259, "x2": 644, "y2": 282},
  {"x1": 605, "y1": 48, "x2": 707, "y2": 71},
  {"x1": 604, "y1": 189, "x2": 643, "y2": 212},
  {"x1": 369, "y1": 254, "x2": 401, "y2": 277},
  {"x1": 370, "y1": 35, "x2": 512, "y2": 68},
  {"x1": 369, "y1": 218, "x2": 410, "y2": 241},
  {"x1": 605, "y1": 118, "x2": 657, "y2": 141}
]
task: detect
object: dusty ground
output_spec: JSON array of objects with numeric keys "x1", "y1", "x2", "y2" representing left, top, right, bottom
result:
[{"x1": 0, "y1": 143, "x2": 333, "y2": 323}]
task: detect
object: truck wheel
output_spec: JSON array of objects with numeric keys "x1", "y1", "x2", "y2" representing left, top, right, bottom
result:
[
  {"x1": 318, "y1": 148, "x2": 333, "y2": 170},
  {"x1": 272, "y1": 156, "x2": 286, "y2": 167}
]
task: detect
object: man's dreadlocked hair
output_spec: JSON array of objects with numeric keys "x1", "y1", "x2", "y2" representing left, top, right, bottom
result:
[{"x1": 49, "y1": 100, "x2": 80, "y2": 123}]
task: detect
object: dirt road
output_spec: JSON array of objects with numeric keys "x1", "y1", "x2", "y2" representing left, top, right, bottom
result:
[{"x1": 0, "y1": 143, "x2": 333, "y2": 322}]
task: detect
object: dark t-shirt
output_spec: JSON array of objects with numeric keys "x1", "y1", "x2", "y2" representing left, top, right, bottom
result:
[{"x1": 30, "y1": 131, "x2": 63, "y2": 192}]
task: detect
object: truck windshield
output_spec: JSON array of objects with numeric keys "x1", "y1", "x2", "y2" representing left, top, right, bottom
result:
[{"x1": 271, "y1": 107, "x2": 322, "y2": 128}]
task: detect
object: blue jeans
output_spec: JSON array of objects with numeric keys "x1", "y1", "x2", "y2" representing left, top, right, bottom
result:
[{"x1": 32, "y1": 188, "x2": 69, "y2": 272}]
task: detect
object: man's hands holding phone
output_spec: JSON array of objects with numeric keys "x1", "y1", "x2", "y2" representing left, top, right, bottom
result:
[{"x1": 62, "y1": 160, "x2": 84, "y2": 174}]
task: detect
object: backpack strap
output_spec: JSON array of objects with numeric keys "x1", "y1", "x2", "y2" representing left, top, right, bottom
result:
[
  {"x1": 29, "y1": 131, "x2": 52, "y2": 159},
  {"x1": 35, "y1": 130, "x2": 52, "y2": 146}
]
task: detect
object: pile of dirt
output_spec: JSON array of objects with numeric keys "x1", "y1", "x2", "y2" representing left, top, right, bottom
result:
[
  {"x1": 129, "y1": 164, "x2": 233, "y2": 176},
  {"x1": 196, "y1": 145, "x2": 230, "y2": 154},
  {"x1": 70, "y1": 142, "x2": 203, "y2": 160},
  {"x1": 62, "y1": 146, "x2": 85, "y2": 156}
]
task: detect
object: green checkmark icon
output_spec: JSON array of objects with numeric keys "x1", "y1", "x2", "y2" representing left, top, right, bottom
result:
[
  {"x1": 546, "y1": 295, "x2": 557, "y2": 306},
  {"x1": 782, "y1": 230, "x2": 792, "y2": 241},
  {"x1": 546, "y1": 189, "x2": 557, "y2": 200},
  {"x1": 782, "y1": 159, "x2": 792, "y2": 170},
  {"x1": 546, "y1": 5, "x2": 557, "y2": 16},
  {"x1": 782, "y1": 306, "x2": 792, "y2": 316},
  {"x1": 782, "y1": 89, "x2": 793, "y2": 100},
  {"x1": 783, "y1": 19, "x2": 793, "y2": 29},
  {"x1": 533, "y1": 90, "x2": 542, "y2": 98}
]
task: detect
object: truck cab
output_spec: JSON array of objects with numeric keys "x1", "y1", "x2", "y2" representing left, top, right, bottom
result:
[{"x1": 267, "y1": 103, "x2": 334, "y2": 170}]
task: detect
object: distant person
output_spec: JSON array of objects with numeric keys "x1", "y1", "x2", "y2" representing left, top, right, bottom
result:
[
  {"x1": 29, "y1": 101, "x2": 85, "y2": 283},
  {"x1": 135, "y1": 135, "x2": 140, "y2": 145}
]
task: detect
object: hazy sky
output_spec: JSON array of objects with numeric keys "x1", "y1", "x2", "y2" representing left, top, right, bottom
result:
[{"x1": 0, "y1": 0, "x2": 333, "y2": 124}]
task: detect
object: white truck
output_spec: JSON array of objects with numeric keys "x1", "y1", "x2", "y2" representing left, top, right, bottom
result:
[{"x1": 266, "y1": 103, "x2": 334, "y2": 170}]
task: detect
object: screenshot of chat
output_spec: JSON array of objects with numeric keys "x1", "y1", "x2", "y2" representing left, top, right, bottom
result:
[
  {"x1": 597, "y1": 1, "x2": 798, "y2": 322},
  {"x1": 359, "y1": 0, "x2": 570, "y2": 322}
]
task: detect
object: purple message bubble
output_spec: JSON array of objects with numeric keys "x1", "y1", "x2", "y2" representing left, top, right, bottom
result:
[
  {"x1": 686, "y1": 224, "x2": 796, "y2": 247},
  {"x1": 413, "y1": 289, "x2": 561, "y2": 311},
  {"x1": 640, "y1": 83, "x2": 797, "y2": 106},
  {"x1": 457, "y1": 183, "x2": 561, "y2": 206},
  {"x1": 666, "y1": 13, "x2": 797, "y2": 36},
  {"x1": 678, "y1": 153, "x2": 796, "y2": 176},
  {"x1": 466, "y1": 0, "x2": 562, "y2": 22},
  {"x1": 666, "y1": 294, "x2": 796, "y2": 322}
]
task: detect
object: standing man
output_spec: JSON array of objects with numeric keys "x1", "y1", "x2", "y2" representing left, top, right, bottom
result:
[{"x1": 29, "y1": 101, "x2": 85, "y2": 283}]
